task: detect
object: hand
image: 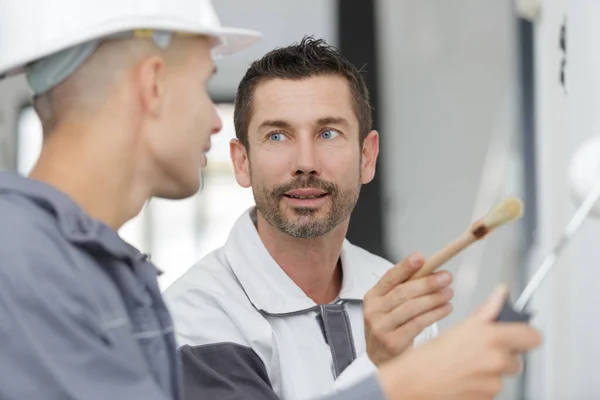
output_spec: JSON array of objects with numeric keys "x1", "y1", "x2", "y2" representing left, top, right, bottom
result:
[
  {"x1": 363, "y1": 252, "x2": 454, "y2": 366},
  {"x1": 379, "y1": 285, "x2": 542, "y2": 400}
]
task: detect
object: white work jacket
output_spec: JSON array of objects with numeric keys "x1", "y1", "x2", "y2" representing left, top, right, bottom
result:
[{"x1": 164, "y1": 207, "x2": 437, "y2": 400}]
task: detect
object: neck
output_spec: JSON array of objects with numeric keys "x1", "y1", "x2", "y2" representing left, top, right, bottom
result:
[
  {"x1": 29, "y1": 119, "x2": 149, "y2": 231},
  {"x1": 256, "y1": 210, "x2": 348, "y2": 304}
]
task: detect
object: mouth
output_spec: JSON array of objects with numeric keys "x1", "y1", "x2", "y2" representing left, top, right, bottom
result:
[
  {"x1": 284, "y1": 193, "x2": 329, "y2": 199},
  {"x1": 284, "y1": 188, "x2": 328, "y2": 198},
  {"x1": 282, "y1": 189, "x2": 329, "y2": 205}
]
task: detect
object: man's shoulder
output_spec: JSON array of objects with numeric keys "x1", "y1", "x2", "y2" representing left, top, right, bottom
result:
[
  {"x1": 164, "y1": 246, "x2": 243, "y2": 300},
  {"x1": 0, "y1": 194, "x2": 63, "y2": 255},
  {"x1": 164, "y1": 247, "x2": 268, "y2": 346},
  {"x1": 0, "y1": 193, "x2": 98, "y2": 304}
]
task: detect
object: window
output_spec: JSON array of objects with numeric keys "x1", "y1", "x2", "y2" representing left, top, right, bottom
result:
[{"x1": 17, "y1": 103, "x2": 255, "y2": 290}]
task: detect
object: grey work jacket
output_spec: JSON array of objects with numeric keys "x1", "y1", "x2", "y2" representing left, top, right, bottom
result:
[{"x1": 0, "y1": 172, "x2": 180, "y2": 400}]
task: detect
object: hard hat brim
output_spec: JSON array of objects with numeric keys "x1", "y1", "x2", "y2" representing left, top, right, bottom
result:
[
  {"x1": 212, "y1": 26, "x2": 261, "y2": 57},
  {"x1": 0, "y1": 26, "x2": 261, "y2": 80}
]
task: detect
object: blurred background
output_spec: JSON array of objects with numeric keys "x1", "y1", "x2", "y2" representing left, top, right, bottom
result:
[{"x1": 2, "y1": 0, "x2": 600, "y2": 398}]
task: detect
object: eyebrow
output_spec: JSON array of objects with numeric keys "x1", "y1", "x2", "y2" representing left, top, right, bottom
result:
[
  {"x1": 257, "y1": 119, "x2": 293, "y2": 131},
  {"x1": 315, "y1": 116, "x2": 350, "y2": 129},
  {"x1": 257, "y1": 116, "x2": 350, "y2": 131}
]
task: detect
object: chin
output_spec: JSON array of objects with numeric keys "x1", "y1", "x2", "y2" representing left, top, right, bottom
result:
[
  {"x1": 282, "y1": 202, "x2": 327, "y2": 215},
  {"x1": 156, "y1": 178, "x2": 201, "y2": 200}
]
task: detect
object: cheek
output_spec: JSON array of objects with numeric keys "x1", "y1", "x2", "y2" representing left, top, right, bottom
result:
[
  {"x1": 162, "y1": 86, "x2": 191, "y2": 137},
  {"x1": 175, "y1": 91, "x2": 210, "y2": 149},
  {"x1": 194, "y1": 94, "x2": 213, "y2": 134},
  {"x1": 319, "y1": 147, "x2": 360, "y2": 180},
  {"x1": 249, "y1": 150, "x2": 287, "y2": 185}
]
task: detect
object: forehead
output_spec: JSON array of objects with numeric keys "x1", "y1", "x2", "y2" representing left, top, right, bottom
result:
[{"x1": 249, "y1": 75, "x2": 358, "y2": 129}]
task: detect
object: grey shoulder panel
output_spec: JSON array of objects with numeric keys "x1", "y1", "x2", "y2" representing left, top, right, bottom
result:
[{"x1": 179, "y1": 342, "x2": 278, "y2": 400}]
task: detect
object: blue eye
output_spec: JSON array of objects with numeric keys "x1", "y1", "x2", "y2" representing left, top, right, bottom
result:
[
  {"x1": 321, "y1": 129, "x2": 339, "y2": 140},
  {"x1": 269, "y1": 132, "x2": 286, "y2": 142}
]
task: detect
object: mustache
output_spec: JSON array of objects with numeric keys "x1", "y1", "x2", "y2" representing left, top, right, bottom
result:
[{"x1": 272, "y1": 176, "x2": 338, "y2": 197}]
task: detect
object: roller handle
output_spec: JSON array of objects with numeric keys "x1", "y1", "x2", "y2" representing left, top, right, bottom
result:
[{"x1": 495, "y1": 296, "x2": 531, "y2": 322}]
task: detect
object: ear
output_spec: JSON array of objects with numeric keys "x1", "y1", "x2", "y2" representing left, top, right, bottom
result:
[
  {"x1": 136, "y1": 56, "x2": 167, "y2": 117},
  {"x1": 360, "y1": 130, "x2": 379, "y2": 184},
  {"x1": 230, "y1": 138, "x2": 252, "y2": 188}
]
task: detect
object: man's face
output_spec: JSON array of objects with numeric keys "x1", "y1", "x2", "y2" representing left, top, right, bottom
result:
[
  {"x1": 231, "y1": 75, "x2": 379, "y2": 238},
  {"x1": 151, "y1": 36, "x2": 222, "y2": 199}
]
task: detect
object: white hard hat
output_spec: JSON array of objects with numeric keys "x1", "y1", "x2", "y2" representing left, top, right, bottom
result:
[{"x1": 0, "y1": 0, "x2": 261, "y2": 94}]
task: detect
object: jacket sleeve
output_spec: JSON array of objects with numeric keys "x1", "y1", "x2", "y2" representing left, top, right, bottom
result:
[
  {"x1": 318, "y1": 375, "x2": 387, "y2": 400},
  {"x1": 179, "y1": 343, "x2": 279, "y2": 400},
  {"x1": 0, "y1": 258, "x2": 171, "y2": 400}
]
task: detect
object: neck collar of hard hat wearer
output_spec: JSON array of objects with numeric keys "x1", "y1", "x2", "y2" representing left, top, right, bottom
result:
[{"x1": 25, "y1": 29, "x2": 191, "y2": 96}]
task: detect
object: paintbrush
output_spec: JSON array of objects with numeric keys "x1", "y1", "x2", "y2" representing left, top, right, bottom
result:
[{"x1": 409, "y1": 196, "x2": 524, "y2": 280}]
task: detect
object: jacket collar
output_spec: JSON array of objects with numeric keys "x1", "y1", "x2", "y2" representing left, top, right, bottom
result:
[
  {"x1": 223, "y1": 207, "x2": 387, "y2": 315},
  {"x1": 0, "y1": 172, "x2": 150, "y2": 266}
]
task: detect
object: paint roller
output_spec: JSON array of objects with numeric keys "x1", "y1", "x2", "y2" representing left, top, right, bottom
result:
[{"x1": 497, "y1": 135, "x2": 600, "y2": 321}]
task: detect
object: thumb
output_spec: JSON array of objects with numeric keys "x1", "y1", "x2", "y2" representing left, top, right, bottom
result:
[{"x1": 473, "y1": 284, "x2": 509, "y2": 322}]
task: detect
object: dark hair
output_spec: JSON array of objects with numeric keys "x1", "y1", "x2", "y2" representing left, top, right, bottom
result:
[{"x1": 233, "y1": 36, "x2": 372, "y2": 149}]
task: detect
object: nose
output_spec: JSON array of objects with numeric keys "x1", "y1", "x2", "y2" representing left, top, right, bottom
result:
[
  {"x1": 293, "y1": 135, "x2": 320, "y2": 176},
  {"x1": 211, "y1": 105, "x2": 223, "y2": 135}
]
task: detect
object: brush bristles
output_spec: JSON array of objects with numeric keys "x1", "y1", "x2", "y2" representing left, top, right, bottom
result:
[{"x1": 482, "y1": 196, "x2": 524, "y2": 229}]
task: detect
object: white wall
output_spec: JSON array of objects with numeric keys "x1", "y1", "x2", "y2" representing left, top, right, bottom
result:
[
  {"x1": 526, "y1": 0, "x2": 600, "y2": 398},
  {"x1": 565, "y1": 1, "x2": 600, "y2": 394},
  {"x1": 526, "y1": 1, "x2": 567, "y2": 398}
]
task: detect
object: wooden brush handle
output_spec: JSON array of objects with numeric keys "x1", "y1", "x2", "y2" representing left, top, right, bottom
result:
[{"x1": 410, "y1": 230, "x2": 476, "y2": 280}]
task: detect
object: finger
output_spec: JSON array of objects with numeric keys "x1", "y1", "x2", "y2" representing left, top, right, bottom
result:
[
  {"x1": 384, "y1": 287, "x2": 454, "y2": 329},
  {"x1": 504, "y1": 353, "x2": 523, "y2": 374},
  {"x1": 381, "y1": 270, "x2": 452, "y2": 313},
  {"x1": 484, "y1": 350, "x2": 523, "y2": 376},
  {"x1": 492, "y1": 325, "x2": 542, "y2": 352},
  {"x1": 393, "y1": 302, "x2": 453, "y2": 340},
  {"x1": 368, "y1": 252, "x2": 424, "y2": 297},
  {"x1": 472, "y1": 284, "x2": 509, "y2": 322},
  {"x1": 472, "y1": 377, "x2": 504, "y2": 398}
]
